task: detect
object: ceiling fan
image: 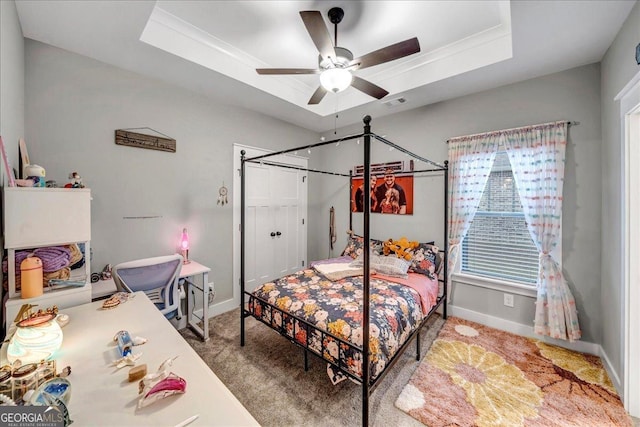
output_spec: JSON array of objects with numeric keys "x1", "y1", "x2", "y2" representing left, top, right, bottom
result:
[{"x1": 256, "y1": 7, "x2": 421, "y2": 105}]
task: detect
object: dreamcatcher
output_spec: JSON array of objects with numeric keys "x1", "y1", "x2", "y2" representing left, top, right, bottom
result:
[{"x1": 217, "y1": 182, "x2": 228, "y2": 206}]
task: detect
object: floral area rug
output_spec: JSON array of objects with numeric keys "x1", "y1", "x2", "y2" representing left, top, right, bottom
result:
[{"x1": 395, "y1": 317, "x2": 632, "y2": 426}]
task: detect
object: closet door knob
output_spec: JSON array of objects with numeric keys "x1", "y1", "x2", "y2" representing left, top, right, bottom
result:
[
  {"x1": 270, "y1": 232, "x2": 276, "y2": 237},
  {"x1": 276, "y1": 231, "x2": 282, "y2": 236}
]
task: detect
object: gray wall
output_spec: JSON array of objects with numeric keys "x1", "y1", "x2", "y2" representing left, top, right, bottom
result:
[
  {"x1": 601, "y1": 0, "x2": 640, "y2": 384},
  {"x1": 310, "y1": 64, "x2": 603, "y2": 344},
  {"x1": 0, "y1": 0, "x2": 25, "y2": 185},
  {"x1": 23, "y1": 39, "x2": 318, "y2": 304},
  {"x1": 308, "y1": 118, "x2": 448, "y2": 261}
]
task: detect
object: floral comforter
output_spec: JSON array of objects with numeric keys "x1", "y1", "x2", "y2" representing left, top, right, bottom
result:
[{"x1": 248, "y1": 267, "x2": 436, "y2": 381}]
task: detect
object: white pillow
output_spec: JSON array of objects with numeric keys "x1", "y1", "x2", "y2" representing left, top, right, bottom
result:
[{"x1": 350, "y1": 254, "x2": 411, "y2": 278}]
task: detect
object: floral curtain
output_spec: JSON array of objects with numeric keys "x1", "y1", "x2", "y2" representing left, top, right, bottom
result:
[
  {"x1": 503, "y1": 121, "x2": 581, "y2": 341},
  {"x1": 447, "y1": 134, "x2": 501, "y2": 300}
]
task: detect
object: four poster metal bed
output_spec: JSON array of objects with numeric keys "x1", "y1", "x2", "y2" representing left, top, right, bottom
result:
[{"x1": 240, "y1": 115, "x2": 449, "y2": 426}]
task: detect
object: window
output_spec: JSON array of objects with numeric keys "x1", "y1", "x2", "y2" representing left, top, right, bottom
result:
[{"x1": 461, "y1": 151, "x2": 538, "y2": 285}]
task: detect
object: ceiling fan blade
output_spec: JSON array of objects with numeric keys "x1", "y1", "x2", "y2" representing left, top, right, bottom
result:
[
  {"x1": 300, "y1": 11, "x2": 336, "y2": 62},
  {"x1": 350, "y1": 37, "x2": 420, "y2": 70},
  {"x1": 256, "y1": 68, "x2": 320, "y2": 75},
  {"x1": 308, "y1": 86, "x2": 327, "y2": 105},
  {"x1": 351, "y1": 76, "x2": 389, "y2": 99}
]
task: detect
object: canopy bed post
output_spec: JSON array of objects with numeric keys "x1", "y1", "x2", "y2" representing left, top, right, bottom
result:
[
  {"x1": 240, "y1": 150, "x2": 247, "y2": 346},
  {"x1": 362, "y1": 115, "x2": 372, "y2": 426},
  {"x1": 443, "y1": 160, "x2": 449, "y2": 320},
  {"x1": 349, "y1": 169, "x2": 353, "y2": 231}
]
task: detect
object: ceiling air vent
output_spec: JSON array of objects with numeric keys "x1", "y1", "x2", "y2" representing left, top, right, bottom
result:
[{"x1": 384, "y1": 97, "x2": 407, "y2": 107}]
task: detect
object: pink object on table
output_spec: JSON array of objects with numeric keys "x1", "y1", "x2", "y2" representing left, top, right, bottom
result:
[{"x1": 138, "y1": 372, "x2": 186, "y2": 408}]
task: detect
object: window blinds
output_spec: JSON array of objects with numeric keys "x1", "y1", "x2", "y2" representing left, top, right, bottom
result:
[{"x1": 461, "y1": 151, "x2": 538, "y2": 285}]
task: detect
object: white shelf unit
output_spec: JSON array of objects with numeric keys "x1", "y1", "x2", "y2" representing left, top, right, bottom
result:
[{"x1": 2, "y1": 187, "x2": 92, "y2": 324}]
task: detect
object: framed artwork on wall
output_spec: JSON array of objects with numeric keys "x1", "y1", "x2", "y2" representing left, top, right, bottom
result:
[{"x1": 350, "y1": 161, "x2": 414, "y2": 215}]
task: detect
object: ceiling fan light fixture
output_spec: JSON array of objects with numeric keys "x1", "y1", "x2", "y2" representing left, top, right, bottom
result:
[
  {"x1": 256, "y1": 8, "x2": 420, "y2": 104},
  {"x1": 320, "y1": 68, "x2": 352, "y2": 93}
]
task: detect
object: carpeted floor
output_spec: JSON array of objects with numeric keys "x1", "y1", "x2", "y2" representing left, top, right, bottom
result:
[
  {"x1": 181, "y1": 311, "x2": 639, "y2": 427},
  {"x1": 396, "y1": 317, "x2": 633, "y2": 427},
  {"x1": 180, "y1": 308, "x2": 444, "y2": 427}
]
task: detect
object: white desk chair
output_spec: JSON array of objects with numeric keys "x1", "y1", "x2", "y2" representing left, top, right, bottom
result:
[{"x1": 112, "y1": 254, "x2": 185, "y2": 320}]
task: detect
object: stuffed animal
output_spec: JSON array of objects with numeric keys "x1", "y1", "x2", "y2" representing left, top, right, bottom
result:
[{"x1": 382, "y1": 237, "x2": 419, "y2": 260}]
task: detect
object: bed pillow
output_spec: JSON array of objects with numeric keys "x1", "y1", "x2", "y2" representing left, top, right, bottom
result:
[
  {"x1": 408, "y1": 243, "x2": 440, "y2": 279},
  {"x1": 341, "y1": 234, "x2": 383, "y2": 259},
  {"x1": 351, "y1": 253, "x2": 411, "y2": 279}
]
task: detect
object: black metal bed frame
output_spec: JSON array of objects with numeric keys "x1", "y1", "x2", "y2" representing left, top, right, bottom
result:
[{"x1": 240, "y1": 115, "x2": 449, "y2": 426}]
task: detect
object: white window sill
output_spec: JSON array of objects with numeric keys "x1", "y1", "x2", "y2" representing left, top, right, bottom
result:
[{"x1": 451, "y1": 272, "x2": 537, "y2": 298}]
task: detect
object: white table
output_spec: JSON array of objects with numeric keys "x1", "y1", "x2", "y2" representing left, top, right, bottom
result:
[
  {"x1": 91, "y1": 260, "x2": 211, "y2": 341},
  {"x1": 180, "y1": 261, "x2": 211, "y2": 342},
  {"x1": 5, "y1": 292, "x2": 258, "y2": 426}
]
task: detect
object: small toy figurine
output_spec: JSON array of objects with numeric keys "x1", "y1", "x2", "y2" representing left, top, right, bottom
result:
[
  {"x1": 64, "y1": 171, "x2": 85, "y2": 188},
  {"x1": 100, "y1": 264, "x2": 112, "y2": 280}
]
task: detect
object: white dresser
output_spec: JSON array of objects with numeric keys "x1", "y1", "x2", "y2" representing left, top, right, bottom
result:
[{"x1": 2, "y1": 187, "x2": 92, "y2": 323}]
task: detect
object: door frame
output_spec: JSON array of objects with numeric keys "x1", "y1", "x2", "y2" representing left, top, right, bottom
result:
[
  {"x1": 619, "y1": 70, "x2": 640, "y2": 417},
  {"x1": 232, "y1": 144, "x2": 308, "y2": 312}
]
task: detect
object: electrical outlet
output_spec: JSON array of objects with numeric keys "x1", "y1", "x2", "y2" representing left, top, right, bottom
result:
[{"x1": 503, "y1": 293, "x2": 515, "y2": 308}]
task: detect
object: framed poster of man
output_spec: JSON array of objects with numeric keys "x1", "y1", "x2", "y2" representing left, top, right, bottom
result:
[{"x1": 351, "y1": 168, "x2": 413, "y2": 215}]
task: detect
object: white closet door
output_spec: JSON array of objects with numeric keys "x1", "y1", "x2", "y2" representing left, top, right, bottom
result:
[
  {"x1": 272, "y1": 167, "x2": 304, "y2": 278},
  {"x1": 236, "y1": 145, "x2": 307, "y2": 294},
  {"x1": 245, "y1": 162, "x2": 274, "y2": 291}
]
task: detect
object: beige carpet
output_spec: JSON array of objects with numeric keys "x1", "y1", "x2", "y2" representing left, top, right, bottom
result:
[
  {"x1": 395, "y1": 317, "x2": 632, "y2": 427},
  {"x1": 180, "y1": 308, "x2": 444, "y2": 427}
]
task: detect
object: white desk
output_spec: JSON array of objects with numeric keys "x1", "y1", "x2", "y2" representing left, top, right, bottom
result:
[
  {"x1": 4, "y1": 292, "x2": 258, "y2": 426},
  {"x1": 91, "y1": 260, "x2": 211, "y2": 342},
  {"x1": 180, "y1": 261, "x2": 211, "y2": 342}
]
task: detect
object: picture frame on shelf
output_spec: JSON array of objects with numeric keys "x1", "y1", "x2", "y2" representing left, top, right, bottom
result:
[{"x1": 19, "y1": 138, "x2": 30, "y2": 179}]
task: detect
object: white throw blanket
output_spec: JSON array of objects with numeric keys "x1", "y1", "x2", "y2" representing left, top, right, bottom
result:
[{"x1": 312, "y1": 262, "x2": 365, "y2": 281}]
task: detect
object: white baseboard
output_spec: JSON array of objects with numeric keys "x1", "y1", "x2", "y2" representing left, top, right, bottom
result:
[
  {"x1": 193, "y1": 297, "x2": 237, "y2": 320},
  {"x1": 598, "y1": 344, "x2": 623, "y2": 401},
  {"x1": 447, "y1": 304, "x2": 623, "y2": 398}
]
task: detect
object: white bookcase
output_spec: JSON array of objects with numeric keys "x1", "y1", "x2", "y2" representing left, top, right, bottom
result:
[{"x1": 2, "y1": 187, "x2": 92, "y2": 324}]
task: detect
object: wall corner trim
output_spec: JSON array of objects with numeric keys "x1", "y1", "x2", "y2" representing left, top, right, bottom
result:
[{"x1": 614, "y1": 69, "x2": 640, "y2": 101}]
